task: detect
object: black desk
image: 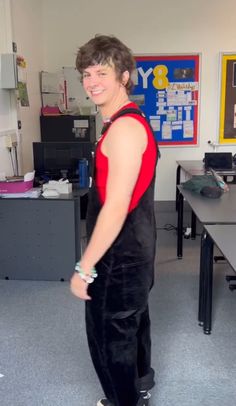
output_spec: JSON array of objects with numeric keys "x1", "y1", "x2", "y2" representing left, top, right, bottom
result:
[
  {"x1": 177, "y1": 184, "x2": 236, "y2": 258},
  {"x1": 177, "y1": 185, "x2": 236, "y2": 334},
  {"x1": 0, "y1": 190, "x2": 87, "y2": 281},
  {"x1": 176, "y1": 160, "x2": 236, "y2": 210},
  {"x1": 200, "y1": 224, "x2": 236, "y2": 334}
]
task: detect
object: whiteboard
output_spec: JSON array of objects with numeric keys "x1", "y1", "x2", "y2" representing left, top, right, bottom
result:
[{"x1": 62, "y1": 66, "x2": 97, "y2": 114}]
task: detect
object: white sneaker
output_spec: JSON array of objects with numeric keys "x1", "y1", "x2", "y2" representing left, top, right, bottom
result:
[
  {"x1": 97, "y1": 391, "x2": 151, "y2": 406},
  {"x1": 97, "y1": 399, "x2": 114, "y2": 406}
]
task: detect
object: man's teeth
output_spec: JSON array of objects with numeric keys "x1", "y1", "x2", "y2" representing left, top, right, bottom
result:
[{"x1": 91, "y1": 90, "x2": 103, "y2": 95}]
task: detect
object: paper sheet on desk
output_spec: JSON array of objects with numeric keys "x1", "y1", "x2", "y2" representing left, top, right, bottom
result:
[{"x1": 0, "y1": 188, "x2": 41, "y2": 198}]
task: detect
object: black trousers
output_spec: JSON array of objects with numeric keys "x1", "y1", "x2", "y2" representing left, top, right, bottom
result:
[{"x1": 86, "y1": 258, "x2": 154, "y2": 406}]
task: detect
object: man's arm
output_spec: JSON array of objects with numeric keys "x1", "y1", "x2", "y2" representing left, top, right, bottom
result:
[
  {"x1": 79, "y1": 117, "x2": 147, "y2": 273},
  {"x1": 71, "y1": 117, "x2": 146, "y2": 300}
]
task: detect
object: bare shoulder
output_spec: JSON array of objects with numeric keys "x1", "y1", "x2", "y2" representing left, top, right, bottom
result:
[{"x1": 104, "y1": 117, "x2": 147, "y2": 154}]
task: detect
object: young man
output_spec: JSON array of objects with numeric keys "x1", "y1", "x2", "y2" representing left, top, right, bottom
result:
[{"x1": 70, "y1": 35, "x2": 158, "y2": 406}]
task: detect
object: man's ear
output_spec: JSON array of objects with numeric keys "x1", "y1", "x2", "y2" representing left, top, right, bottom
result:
[{"x1": 122, "y1": 70, "x2": 130, "y2": 86}]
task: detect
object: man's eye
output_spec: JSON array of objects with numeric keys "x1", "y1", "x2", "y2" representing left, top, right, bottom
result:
[{"x1": 83, "y1": 73, "x2": 89, "y2": 79}]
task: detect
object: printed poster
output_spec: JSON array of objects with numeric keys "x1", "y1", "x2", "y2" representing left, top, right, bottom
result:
[{"x1": 131, "y1": 54, "x2": 200, "y2": 146}]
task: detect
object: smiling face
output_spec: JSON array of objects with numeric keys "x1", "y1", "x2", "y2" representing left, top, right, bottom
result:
[{"x1": 82, "y1": 63, "x2": 129, "y2": 110}]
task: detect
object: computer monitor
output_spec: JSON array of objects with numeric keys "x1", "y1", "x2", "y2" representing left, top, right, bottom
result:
[
  {"x1": 33, "y1": 142, "x2": 94, "y2": 182},
  {"x1": 204, "y1": 152, "x2": 233, "y2": 170}
]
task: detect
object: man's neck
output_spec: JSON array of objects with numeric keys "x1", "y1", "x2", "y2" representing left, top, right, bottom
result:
[{"x1": 100, "y1": 96, "x2": 130, "y2": 121}]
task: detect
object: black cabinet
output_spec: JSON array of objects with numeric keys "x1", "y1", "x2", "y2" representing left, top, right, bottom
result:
[
  {"x1": 0, "y1": 193, "x2": 85, "y2": 281},
  {"x1": 40, "y1": 114, "x2": 96, "y2": 143}
]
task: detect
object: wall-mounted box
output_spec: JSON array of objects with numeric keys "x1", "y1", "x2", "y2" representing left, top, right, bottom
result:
[{"x1": 0, "y1": 53, "x2": 18, "y2": 89}]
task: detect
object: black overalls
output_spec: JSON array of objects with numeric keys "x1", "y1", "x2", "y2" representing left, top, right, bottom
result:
[{"x1": 85, "y1": 109, "x2": 158, "y2": 406}]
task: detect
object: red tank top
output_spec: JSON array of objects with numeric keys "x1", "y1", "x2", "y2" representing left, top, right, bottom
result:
[{"x1": 95, "y1": 102, "x2": 157, "y2": 212}]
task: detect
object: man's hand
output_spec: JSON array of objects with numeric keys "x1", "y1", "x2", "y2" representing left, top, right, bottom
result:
[{"x1": 70, "y1": 272, "x2": 92, "y2": 300}]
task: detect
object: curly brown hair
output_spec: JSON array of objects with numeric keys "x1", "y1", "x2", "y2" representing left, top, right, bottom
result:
[{"x1": 75, "y1": 34, "x2": 136, "y2": 94}]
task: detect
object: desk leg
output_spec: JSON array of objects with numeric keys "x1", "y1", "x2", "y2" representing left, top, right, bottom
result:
[
  {"x1": 177, "y1": 192, "x2": 183, "y2": 258},
  {"x1": 176, "y1": 165, "x2": 181, "y2": 211},
  {"x1": 191, "y1": 211, "x2": 196, "y2": 239},
  {"x1": 203, "y1": 232, "x2": 214, "y2": 335},
  {"x1": 198, "y1": 230, "x2": 207, "y2": 326}
]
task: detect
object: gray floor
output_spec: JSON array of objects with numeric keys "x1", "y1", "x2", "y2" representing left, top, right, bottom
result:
[{"x1": 1, "y1": 229, "x2": 236, "y2": 405}]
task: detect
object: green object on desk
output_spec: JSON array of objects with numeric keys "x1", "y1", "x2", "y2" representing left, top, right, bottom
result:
[{"x1": 182, "y1": 174, "x2": 219, "y2": 194}]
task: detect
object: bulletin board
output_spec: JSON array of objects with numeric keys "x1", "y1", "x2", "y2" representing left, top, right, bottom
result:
[
  {"x1": 131, "y1": 54, "x2": 200, "y2": 146},
  {"x1": 219, "y1": 53, "x2": 236, "y2": 144}
]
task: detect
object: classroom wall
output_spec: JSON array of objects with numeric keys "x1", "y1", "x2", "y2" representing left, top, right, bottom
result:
[
  {"x1": 41, "y1": 0, "x2": 236, "y2": 200},
  {"x1": 1, "y1": 0, "x2": 236, "y2": 200},
  {"x1": 0, "y1": 0, "x2": 43, "y2": 176},
  {"x1": 11, "y1": 0, "x2": 43, "y2": 174},
  {"x1": 0, "y1": 0, "x2": 17, "y2": 175}
]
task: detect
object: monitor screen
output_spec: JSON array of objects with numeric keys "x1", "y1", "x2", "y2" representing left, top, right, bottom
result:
[
  {"x1": 33, "y1": 142, "x2": 94, "y2": 181},
  {"x1": 204, "y1": 152, "x2": 232, "y2": 170}
]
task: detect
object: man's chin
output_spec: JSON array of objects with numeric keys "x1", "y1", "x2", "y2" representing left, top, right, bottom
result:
[{"x1": 93, "y1": 100, "x2": 105, "y2": 107}]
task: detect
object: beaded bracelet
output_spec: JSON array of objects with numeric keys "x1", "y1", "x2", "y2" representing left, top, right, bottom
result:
[{"x1": 75, "y1": 261, "x2": 98, "y2": 284}]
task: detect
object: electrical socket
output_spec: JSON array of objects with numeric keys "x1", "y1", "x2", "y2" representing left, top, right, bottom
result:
[
  {"x1": 5, "y1": 135, "x2": 13, "y2": 148},
  {"x1": 4, "y1": 133, "x2": 17, "y2": 148}
]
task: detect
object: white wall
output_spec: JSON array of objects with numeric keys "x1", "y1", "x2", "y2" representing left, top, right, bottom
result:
[
  {"x1": 10, "y1": 0, "x2": 43, "y2": 174},
  {"x1": 0, "y1": 0, "x2": 43, "y2": 176},
  {"x1": 0, "y1": 0, "x2": 17, "y2": 175}
]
